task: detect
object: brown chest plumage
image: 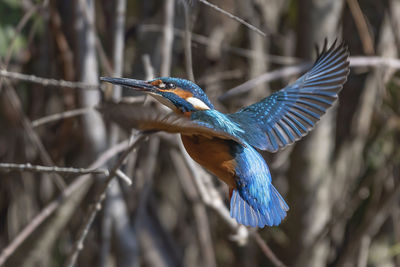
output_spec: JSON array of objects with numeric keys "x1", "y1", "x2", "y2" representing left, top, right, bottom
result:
[{"x1": 180, "y1": 135, "x2": 237, "y2": 188}]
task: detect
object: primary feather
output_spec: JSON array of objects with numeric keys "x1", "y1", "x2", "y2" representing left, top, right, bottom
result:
[{"x1": 228, "y1": 40, "x2": 350, "y2": 152}]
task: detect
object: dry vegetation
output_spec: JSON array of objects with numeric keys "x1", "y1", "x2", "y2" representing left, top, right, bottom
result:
[{"x1": 0, "y1": 0, "x2": 399, "y2": 266}]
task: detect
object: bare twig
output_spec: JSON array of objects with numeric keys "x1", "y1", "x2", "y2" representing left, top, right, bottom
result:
[
  {"x1": 32, "y1": 107, "x2": 94, "y2": 128},
  {"x1": 0, "y1": 163, "x2": 132, "y2": 186},
  {"x1": 140, "y1": 24, "x2": 299, "y2": 65},
  {"x1": 197, "y1": 0, "x2": 266, "y2": 37},
  {"x1": 0, "y1": 138, "x2": 132, "y2": 266},
  {"x1": 346, "y1": 0, "x2": 375, "y2": 55},
  {"x1": 253, "y1": 232, "x2": 287, "y2": 267},
  {"x1": 64, "y1": 134, "x2": 146, "y2": 267},
  {"x1": 0, "y1": 69, "x2": 99, "y2": 90},
  {"x1": 219, "y1": 63, "x2": 310, "y2": 101},
  {"x1": 0, "y1": 163, "x2": 107, "y2": 175},
  {"x1": 161, "y1": 0, "x2": 175, "y2": 77}
]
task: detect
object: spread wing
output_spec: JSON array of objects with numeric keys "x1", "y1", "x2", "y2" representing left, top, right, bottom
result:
[
  {"x1": 97, "y1": 102, "x2": 245, "y2": 145},
  {"x1": 228, "y1": 40, "x2": 350, "y2": 152}
]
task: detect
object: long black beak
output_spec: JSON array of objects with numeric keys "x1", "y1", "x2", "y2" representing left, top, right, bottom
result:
[{"x1": 100, "y1": 77, "x2": 157, "y2": 93}]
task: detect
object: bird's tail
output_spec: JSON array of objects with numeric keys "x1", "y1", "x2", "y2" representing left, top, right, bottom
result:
[{"x1": 230, "y1": 186, "x2": 289, "y2": 228}]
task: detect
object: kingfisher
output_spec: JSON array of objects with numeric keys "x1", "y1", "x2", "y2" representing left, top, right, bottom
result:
[{"x1": 100, "y1": 40, "x2": 350, "y2": 228}]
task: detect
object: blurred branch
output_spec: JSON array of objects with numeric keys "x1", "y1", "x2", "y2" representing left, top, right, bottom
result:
[
  {"x1": 220, "y1": 56, "x2": 400, "y2": 101},
  {"x1": 3, "y1": 0, "x2": 48, "y2": 67},
  {"x1": 337, "y1": 176, "x2": 400, "y2": 266},
  {"x1": 170, "y1": 149, "x2": 216, "y2": 267},
  {"x1": 183, "y1": 4, "x2": 195, "y2": 81},
  {"x1": 350, "y1": 56, "x2": 400, "y2": 68},
  {"x1": 142, "y1": 54, "x2": 155, "y2": 80},
  {"x1": 1, "y1": 80, "x2": 67, "y2": 190},
  {"x1": 253, "y1": 232, "x2": 286, "y2": 267},
  {"x1": 197, "y1": 69, "x2": 244, "y2": 85},
  {"x1": 79, "y1": 0, "x2": 113, "y2": 75},
  {"x1": 140, "y1": 24, "x2": 299, "y2": 65},
  {"x1": 0, "y1": 69, "x2": 99, "y2": 90},
  {"x1": 346, "y1": 0, "x2": 375, "y2": 55},
  {"x1": 0, "y1": 163, "x2": 132, "y2": 185},
  {"x1": 65, "y1": 133, "x2": 146, "y2": 267},
  {"x1": 161, "y1": 0, "x2": 175, "y2": 77},
  {"x1": 219, "y1": 63, "x2": 310, "y2": 101},
  {"x1": 32, "y1": 107, "x2": 94, "y2": 128},
  {"x1": 0, "y1": 163, "x2": 107, "y2": 175},
  {"x1": 0, "y1": 138, "x2": 132, "y2": 266},
  {"x1": 110, "y1": 0, "x2": 126, "y2": 100},
  {"x1": 197, "y1": 0, "x2": 266, "y2": 37}
]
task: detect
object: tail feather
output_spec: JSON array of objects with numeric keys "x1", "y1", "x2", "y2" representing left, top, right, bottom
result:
[{"x1": 230, "y1": 186, "x2": 288, "y2": 227}]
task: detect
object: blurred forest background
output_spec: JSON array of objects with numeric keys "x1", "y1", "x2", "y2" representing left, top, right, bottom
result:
[{"x1": 0, "y1": 0, "x2": 399, "y2": 266}]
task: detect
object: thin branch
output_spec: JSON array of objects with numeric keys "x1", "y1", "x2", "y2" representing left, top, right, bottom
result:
[
  {"x1": 0, "y1": 69, "x2": 99, "y2": 90},
  {"x1": 197, "y1": 0, "x2": 266, "y2": 37},
  {"x1": 64, "y1": 134, "x2": 146, "y2": 267},
  {"x1": 253, "y1": 232, "x2": 287, "y2": 267},
  {"x1": 140, "y1": 24, "x2": 299, "y2": 65},
  {"x1": 0, "y1": 163, "x2": 107, "y2": 175},
  {"x1": 219, "y1": 56, "x2": 400, "y2": 101},
  {"x1": 219, "y1": 63, "x2": 310, "y2": 101},
  {"x1": 0, "y1": 163, "x2": 132, "y2": 185},
  {"x1": 32, "y1": 107, "x2": 94, "y2": 128},
  {"x1": 0, "y1": 138, "x2": 132, "y2": 266}
]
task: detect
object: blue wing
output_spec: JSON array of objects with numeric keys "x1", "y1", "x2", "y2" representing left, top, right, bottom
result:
[
  {"x1": 228, "y1": 40, "x2": 350, "y2": 152},
  {"x1": 98, "y1": 103, "x2": 246, "y2": 145}
]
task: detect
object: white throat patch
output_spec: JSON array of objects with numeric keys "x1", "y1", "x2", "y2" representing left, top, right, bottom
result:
[{"x1": 186, "y1": 97, "x2": 210, "y2": 110}]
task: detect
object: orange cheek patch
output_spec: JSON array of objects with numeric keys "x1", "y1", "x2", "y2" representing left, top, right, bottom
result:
[{"x1": 174, "y1": 89, "x2": 193, "y2": 99}]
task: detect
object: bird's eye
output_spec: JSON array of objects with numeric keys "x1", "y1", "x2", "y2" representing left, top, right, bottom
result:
[{"x1": 166, "y1": 83, "x2": 176, "y2": 89}]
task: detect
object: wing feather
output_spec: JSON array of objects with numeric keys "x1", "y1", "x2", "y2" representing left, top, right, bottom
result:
[
  {"x1": 97, "y1": 102, "x2": 244, "y2": 144},
  {"x1": 229, "y1": 40, "x2": 350, "y2": 152}
]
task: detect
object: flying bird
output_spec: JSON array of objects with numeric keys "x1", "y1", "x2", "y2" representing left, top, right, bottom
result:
[{"x1": 99, "y1": 40, "x2": 350, "y2": 228}]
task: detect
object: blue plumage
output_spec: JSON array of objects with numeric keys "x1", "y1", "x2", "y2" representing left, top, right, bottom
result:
[
  {"x1": 152, "y1": 77, "x2": 215, "y2": 109},
  {"x1": 229, "y1": 143, "x2": 288, "y2": 227},
  {"x1": 228, "y1": 41, "x2": 349, "y2": 152},
  {"x1": 100, "y1": 40, "x2": 350, "y2": 228}
]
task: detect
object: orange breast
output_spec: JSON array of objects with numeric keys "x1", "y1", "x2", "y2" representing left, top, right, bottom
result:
[{"x1": 181, "y1": 135, "x2": 237, "y2": 188}]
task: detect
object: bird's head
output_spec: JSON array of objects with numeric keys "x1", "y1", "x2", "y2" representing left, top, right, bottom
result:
[{"x1": 100, "y1": 77, "x2": 214, "y2": 114}]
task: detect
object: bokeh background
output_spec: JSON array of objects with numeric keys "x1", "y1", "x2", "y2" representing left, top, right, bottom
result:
[{"x1": 0, "y1": 0, "x2": 399, "y2": 266}]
